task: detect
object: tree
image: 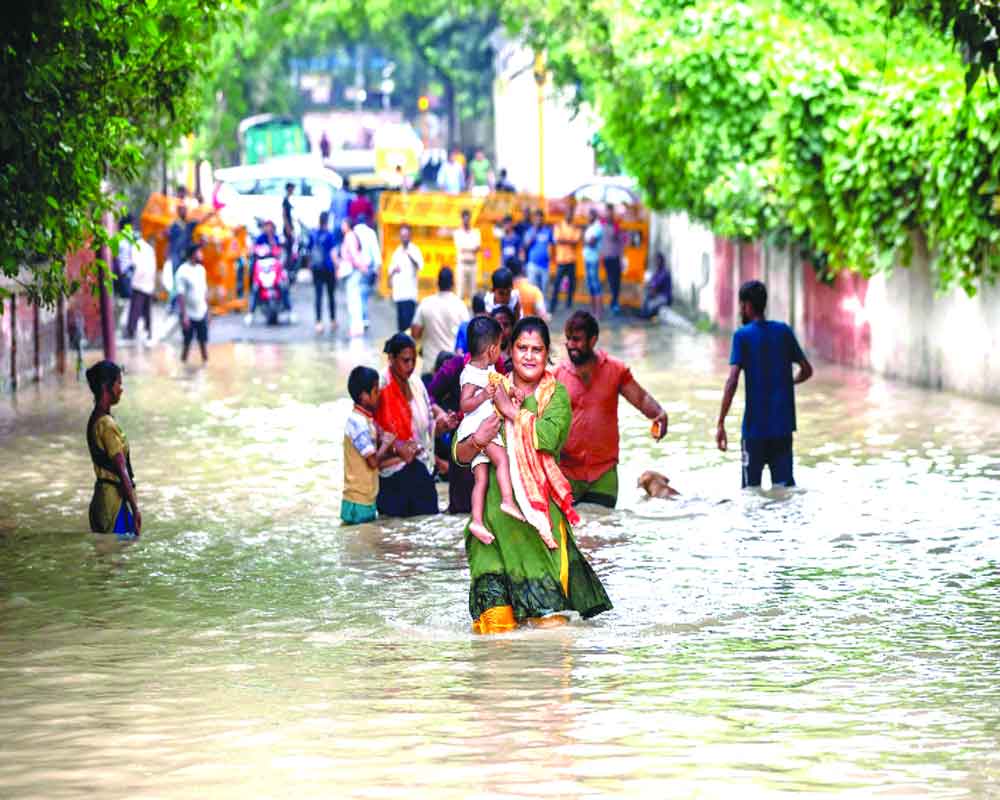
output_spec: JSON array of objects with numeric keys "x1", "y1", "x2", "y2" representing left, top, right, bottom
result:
[
  {"x1": 0, "y1": 0, "x2": 233, "y2": 308},
  {"x1": 505, "y1": 0, "x2": 1000, "y2": 294}
]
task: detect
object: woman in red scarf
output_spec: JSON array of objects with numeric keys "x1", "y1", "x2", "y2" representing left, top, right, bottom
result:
[{"x1": 375, "y1": 333, "x2": 455, "y2": 517}]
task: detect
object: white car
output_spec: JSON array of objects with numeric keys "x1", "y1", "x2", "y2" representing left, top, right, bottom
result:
[
  {"x1": 213, "y1": 157, "x2": 344, "y2": 235},
  {"x1": 568, "y1": 176, "x2": 640, "y2": 207}
]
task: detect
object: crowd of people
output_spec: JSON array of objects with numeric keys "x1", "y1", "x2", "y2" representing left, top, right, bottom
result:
[
  {"x1": 85, "y1": 274, "x2": 811, "y2": 632},
  {"x1": 91, "y1": 160, "x2": 814, "y2": 634}
]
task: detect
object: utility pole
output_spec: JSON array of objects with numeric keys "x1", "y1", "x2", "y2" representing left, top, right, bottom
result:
[{"x1": 533, "y1": 52, "x2": 547, "y2": 199}]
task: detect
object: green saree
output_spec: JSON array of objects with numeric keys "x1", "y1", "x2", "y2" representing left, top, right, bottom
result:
[{"x1": 458, "y1": 380, "x2": 613, "y2": 631}]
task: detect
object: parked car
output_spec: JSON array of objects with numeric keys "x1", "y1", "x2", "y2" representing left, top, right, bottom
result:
[{"x1": 214, "y1": 157, "x2": 344, "y2": 236}]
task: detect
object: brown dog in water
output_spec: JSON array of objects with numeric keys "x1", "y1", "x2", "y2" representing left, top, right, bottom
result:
[{"x1": 638, "y1": 470, "x2": 680, "y2": 499}]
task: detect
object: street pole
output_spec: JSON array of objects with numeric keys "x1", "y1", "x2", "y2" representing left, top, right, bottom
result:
[{"x1": 533, "y1": 53, "x2": 546, "y2": 199}]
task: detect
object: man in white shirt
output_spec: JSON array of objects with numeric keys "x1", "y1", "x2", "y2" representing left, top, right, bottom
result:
[
  {"x1": 452, "y1": 209, "x2": 481, "y2": 301},
  {"x1": 175, "y1": 244, "x2": 210, "y2": 364},
  {"x1": 411, "y1": 267, "x2": 469, "y2": 374},
  {"x1": 125, "y1": 232, "x2": 158, "y2": 341},
  {"x1": 436, "y1": 151, "x2": 465, "y2": 194},
  {"x1": 388, "y1": 224, "x2": 423, "y2": 332},
  {"x1": 354, "y1": 215, "x2": 381, "y2": 330}
]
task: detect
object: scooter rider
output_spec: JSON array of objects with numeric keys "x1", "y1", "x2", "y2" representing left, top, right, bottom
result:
[{"x1": 245, "y1": 220, "x2": 294, "y2": 325}]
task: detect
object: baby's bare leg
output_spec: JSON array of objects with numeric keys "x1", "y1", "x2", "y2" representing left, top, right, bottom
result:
[
  {"x1": 487, "y1": 442, "x2": 525, "y2": 521},
  {"x1": 468, "y1": 462, "x2": 494, "y2": 545}
]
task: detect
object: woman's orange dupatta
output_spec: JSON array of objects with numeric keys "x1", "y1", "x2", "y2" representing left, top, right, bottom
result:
[{"x1": 508, "y1": 372, "x2": 580, "y2": 534}]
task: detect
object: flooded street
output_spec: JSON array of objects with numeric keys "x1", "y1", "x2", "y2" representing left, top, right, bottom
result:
[{"x1": 2, "y1": 303, "x2": 1000, "y2": 798}]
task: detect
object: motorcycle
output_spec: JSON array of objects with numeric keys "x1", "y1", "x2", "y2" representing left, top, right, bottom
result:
[{"x1": 247, "y1": 242, "x2": 289, "y2": 325}]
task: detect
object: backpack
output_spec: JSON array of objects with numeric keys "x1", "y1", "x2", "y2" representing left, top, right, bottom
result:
[{"x1": 310, "y1": 234, "x2": 329, "y2": 269}]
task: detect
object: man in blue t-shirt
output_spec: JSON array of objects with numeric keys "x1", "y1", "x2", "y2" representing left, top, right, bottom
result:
[
  {"x1": 716, "y1": 280, "x2": 813, "y2": 488},
  {"x1": 522, "y1": 208, "x2": 555, "y2": 294}
]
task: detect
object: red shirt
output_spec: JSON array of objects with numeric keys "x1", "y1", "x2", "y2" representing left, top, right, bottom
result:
[
  {"x1": 554, "y1": 350, "x2": 635, "y2": 482},
  {"x1": 348, "y1": 195, "x2": 374, "y2": 222}
]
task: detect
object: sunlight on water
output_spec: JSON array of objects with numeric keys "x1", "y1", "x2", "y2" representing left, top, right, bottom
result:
[{"x1": 1, "y1": 315, "x2": 999, "y2": 798}]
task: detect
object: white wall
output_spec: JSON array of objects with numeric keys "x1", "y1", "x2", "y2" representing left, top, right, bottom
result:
[
  {"x1": 865, "y1": 241, "x2": 1000, "y2": 397},
  {"x1": 492, "y1": 42, "x2": 596, "y2": 196},
  {"x1": 648, "y1": 212, "x2": 716, "y2": 316}
]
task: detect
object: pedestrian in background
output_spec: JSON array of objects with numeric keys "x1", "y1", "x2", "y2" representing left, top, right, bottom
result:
[
  {"x1": 494, "y1": 168, "x2": 516, "y2": 193},
  {"x1": 309, "y1": 211, "x2": 338, "y2": 334},
  {"x1": 716, "y1": 280, "x2": 813, "y2": 488},
  {"x1": 339, "y1": 217, "x2": 367, "y2": 338},
  {"x1": 388, "y1": 223, "x2": 422, "y2": 332},
  {"x1": 498, "y1": 214, "x2": 521, "y2": 271},
  {"x1": 125, "y1": 227, "x2": 157, "y2": 342},
  {"x1": 454, "y1": 292, "x2": 487, "y2": 355},
  {"x1": 176, "y1": 244, "x2": 210, "y2": 364},
  {"x1": 583, "y1": 208, "x2": 604, "y2": 319},
  {"x1": 640, "y1": 252, "x2": 673, "y2": 319},
  {"x1": 484, "y1": 267, "x2": 520, "y2": 317},
  {"x1": 282, "y1": 182, "x2": 296, "y2": 281},
  {"x1": 600, "y1": 207, "x2": 627, "y2": 315},
  {"x1": 551, "y1": 205, "x2": 582, "y2": 312},
  {"x1": 453, "y1": 209, "x2": 481, "y2": 300},
  {"x1": 523, "y1": 208, "x2": 555, "y2": 296},
  {"x1": 329, "y1": 177, "x2": 354, "y2": 229},
  {"x1": 411, "y1": 267, "x2": 469, "y2": 374},
  {"x1": 354, "y1": 214, "x2": 381, "y2": 330},
  {"x1": 437, "y1": 151, "x2": 465, "y2": 194},
  {"x1": 466, "y1": 148, "x2": 493, "y2": 193},
  {"x1": 510, "y1": 261, "x2": 549, "y2": 321},
  {"x1": 349, "y1": 188, "x2": 375, "y2": 226}
]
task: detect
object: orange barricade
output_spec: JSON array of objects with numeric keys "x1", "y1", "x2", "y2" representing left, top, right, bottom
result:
[
  {"x1": 140, "y1": 193, "x2": 250, "y2": 315},
  {"x1": 378, "y1": 191, "x2": 649, "y2": 307}
]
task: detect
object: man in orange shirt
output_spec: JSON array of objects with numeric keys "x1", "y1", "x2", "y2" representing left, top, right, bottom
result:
[
  {"x1": 551, "y1": 206, "x2": 582, "y2": 311},
  {"x1": 510, "y1": 261, "x2": 549, "y2": 321},
  {"x1": 554, "y1": 310, "x2": 668, "y2": 507}
]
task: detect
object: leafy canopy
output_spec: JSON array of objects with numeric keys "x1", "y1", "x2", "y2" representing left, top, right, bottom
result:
[
  {"x1": 1, "y1": 0, "x2": 235, "y2": 307},
  {"x1": 506, "y1": 0, "x2": 1000, "y2": 294}
]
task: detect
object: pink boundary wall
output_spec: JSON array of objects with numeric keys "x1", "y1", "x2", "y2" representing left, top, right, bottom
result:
[
  {"x1": 0, "y1": 250, "x2": 104, "y2": 392},
  {"x1": 711, "y1": 237, "x2": 873, "y2": 370}
]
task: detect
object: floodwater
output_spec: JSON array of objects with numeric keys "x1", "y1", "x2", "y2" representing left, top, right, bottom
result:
[{"x1": 2, "y1": 310, "x2": 999, "y2": 799}]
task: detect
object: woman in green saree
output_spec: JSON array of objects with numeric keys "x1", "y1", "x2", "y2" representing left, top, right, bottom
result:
[{"x1": 454, "y1": 316, "x2": 612, "y2": 634}]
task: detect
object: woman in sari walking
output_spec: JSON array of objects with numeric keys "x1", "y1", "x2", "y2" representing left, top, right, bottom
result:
[{"x1": 454, "y1": 317, "x2": 612, "y2": 633}]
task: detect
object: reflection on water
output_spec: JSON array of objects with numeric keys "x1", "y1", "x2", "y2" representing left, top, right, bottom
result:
[{"x1": 2, "y1": 319, "x2": 1000, "y2": 798}]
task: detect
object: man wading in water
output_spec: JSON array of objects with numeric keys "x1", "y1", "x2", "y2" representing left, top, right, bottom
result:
[
  {"x1": 716, "y1": 280, "x2": 813, "y2": 488},
  {"x1": 554, "y1": 310, "x2": 669, "y2": 508}
]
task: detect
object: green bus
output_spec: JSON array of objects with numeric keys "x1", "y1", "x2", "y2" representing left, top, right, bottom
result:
[{"x1": 239, "y1": 114, "x2": 309, "y2": 165}]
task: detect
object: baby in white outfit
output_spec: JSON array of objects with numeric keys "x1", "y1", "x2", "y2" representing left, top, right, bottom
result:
[{"x1": 456, "y1": 317, "x2": 526, "y2": 544}]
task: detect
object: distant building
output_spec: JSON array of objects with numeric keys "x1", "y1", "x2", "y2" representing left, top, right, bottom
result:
[{"x1": 492, "y1": 38, "x2": 597, "y2": 197}]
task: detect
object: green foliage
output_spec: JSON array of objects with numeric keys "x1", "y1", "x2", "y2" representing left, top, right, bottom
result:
[
  {"x1": 0, "y1": 0, "x2": 234, "y2": 307},
  {"x1": 891, "y1": 0, "x2": 1000, "y2": 92},
  {"x1": 507, "y1": 0, "x2": 1000, "y2": 293}
]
